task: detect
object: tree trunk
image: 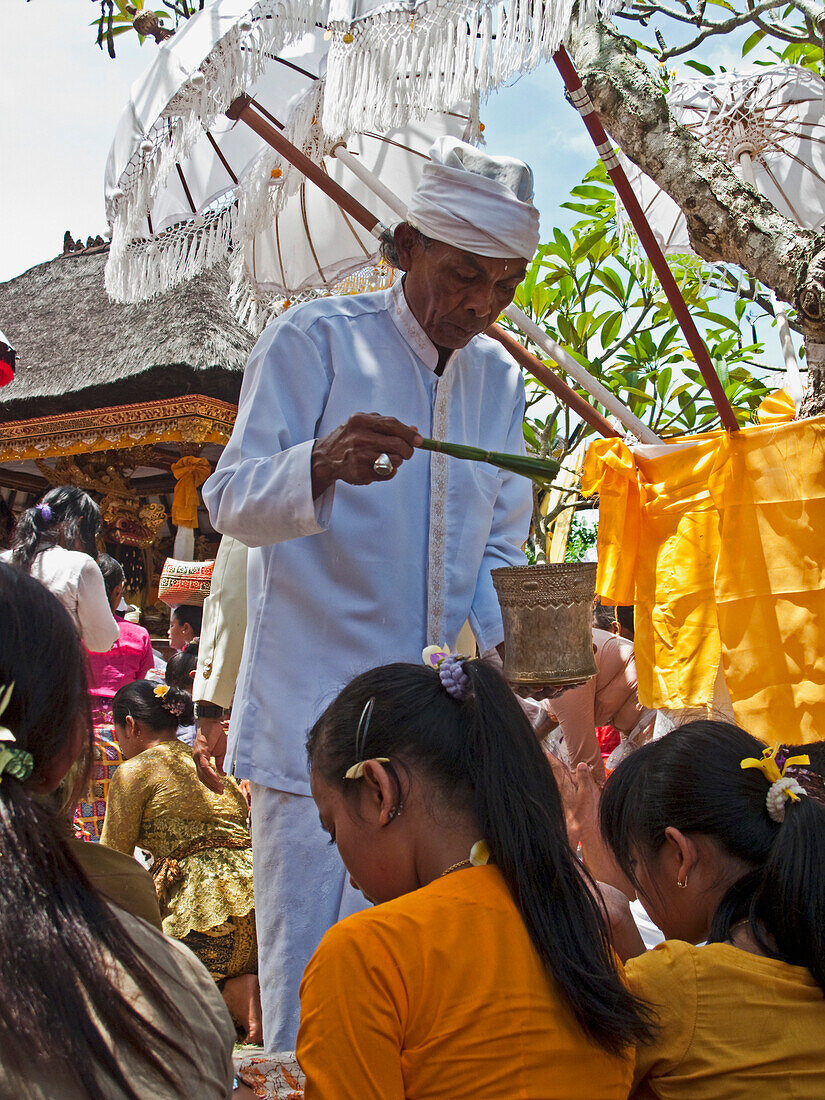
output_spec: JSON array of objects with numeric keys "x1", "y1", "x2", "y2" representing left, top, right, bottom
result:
[{"x1": 566, "y1": 19, "x2": 825, "y2": 412}]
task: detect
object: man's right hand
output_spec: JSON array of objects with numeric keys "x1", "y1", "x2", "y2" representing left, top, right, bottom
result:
[
  {"x1": 311, "y1": 413, "x2": 422, "y2": 498},
  {"x1": 193, "y1": 717, "x2": 229, "y2": 793}
]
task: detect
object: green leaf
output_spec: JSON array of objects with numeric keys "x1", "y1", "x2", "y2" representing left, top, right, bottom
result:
[
  {"x1": 741, "y1": 28, "x2": 766, "y2": 56},
  {"x1": 684, "y1": 60, "x2": 715, "y2": 76},
  {"x1": 592, "y1": 268, "x2": 626, "y2": 302},
  {"x1": 600, "y1": 311, "x2": 623, "y2": 349}
]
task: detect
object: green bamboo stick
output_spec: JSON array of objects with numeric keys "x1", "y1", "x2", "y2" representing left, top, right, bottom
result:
[{"x1": 418, "y1": 437, "x2": 560, "y2": 489}]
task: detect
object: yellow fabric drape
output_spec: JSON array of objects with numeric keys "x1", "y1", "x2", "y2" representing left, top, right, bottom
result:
[
  {"x1": 582, "y1": 434, "x2": 722, "y2": 712},
  {"x1": 756, "y1": 387, "x2": 796, "y2": 426},
  {"x1": 171, "y1": 456, "x2": 212, "y2": 528},
  {"x1": 582, "y1": 410, "x2": 825, "y2": 746}
]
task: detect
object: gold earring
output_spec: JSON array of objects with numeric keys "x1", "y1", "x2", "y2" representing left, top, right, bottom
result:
[{"x1": 677, "y1": 877, "x2": 688, "y2": 889}]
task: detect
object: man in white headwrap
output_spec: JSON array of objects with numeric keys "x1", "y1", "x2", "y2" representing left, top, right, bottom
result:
[{"x1": 200, "y1": 137, "x2": 540, "y2": 1050}]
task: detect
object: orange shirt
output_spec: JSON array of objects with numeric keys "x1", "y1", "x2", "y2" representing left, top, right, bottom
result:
[{"x1": 297, "y1": 865, "x2": 633, "y2": 1099}]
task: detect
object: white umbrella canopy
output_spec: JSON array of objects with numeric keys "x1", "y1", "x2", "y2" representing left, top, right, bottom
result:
[
  {"x1": 105, "y1": 0, "x2": 476, "y2": 306},
  {"x1": 235, "y1": 93, "x2": 476, "y2": 303},
  {"x1": 617, "y1": 65, "x2": 825, "y2": 257},
  {"x1": 321, "y1": 0, "x2": 619, "y2": 139},
  {"x1": 105, "y1": 0, "x2": 328, "y2": 302}
]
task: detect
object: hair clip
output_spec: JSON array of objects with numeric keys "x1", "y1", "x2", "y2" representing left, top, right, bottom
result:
[{"x1": 344, "y1": 697, "x2": 389, "y2": 780}]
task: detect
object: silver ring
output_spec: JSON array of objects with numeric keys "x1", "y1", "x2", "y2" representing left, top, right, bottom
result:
[{"x1": 373, "y1": 452, "x2": 394, "y2": 476}]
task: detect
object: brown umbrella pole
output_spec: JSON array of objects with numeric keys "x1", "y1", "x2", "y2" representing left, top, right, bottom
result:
[
  {"x1": 227, "y1": 95, "x2": 388, "y2": 237},
  {"x1": 487, "y1": 325, "x2": 619, "y2": 439},
  {"x1": 553, "y1": 46, "x2": 740, "y2": 432}
]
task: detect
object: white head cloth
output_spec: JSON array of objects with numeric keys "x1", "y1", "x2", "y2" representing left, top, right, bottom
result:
[{"x1": 407, "y1": 137, "x2": 540, "y2": 262}]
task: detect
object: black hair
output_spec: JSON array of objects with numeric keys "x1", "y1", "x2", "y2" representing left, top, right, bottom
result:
[
  {"x1": 600, "y1": 720, "x2": 825, "y2": 991},
  {"x1": 171, "y1": 603, "x2": 203, "y2": 636},
  {"x1": 10, "y1": 486, "x2": 101, "y2": 571},
  {"x1": 592, "y1": 597, "x2": 616, "y2": 632},
  {"x1": 165, "y1": 643, "x2": 199, "y2": 693},
  {"x1": 0, "y1": 563, "x2": 194, "y2": 1097},
  {"x1": 307, "y1": 659, "x2": 654, "y2": 1055},
  {"x1": 113, "y1": 679, "x2": 194, "y2": 731},
  {"x1": 97, "y1": 553, "x2": 124, "y2": 600},
  {"x1": 378, "y1": 222, "x2": 434, "y2": 269},
  {"x1": 616, "y1": 605, "x2": 635, "y2": 638}
]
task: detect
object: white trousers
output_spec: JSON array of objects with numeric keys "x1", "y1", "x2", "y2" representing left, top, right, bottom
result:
[{"x1": 250, "y1": 783, "x2": 367, "y2": 1052}]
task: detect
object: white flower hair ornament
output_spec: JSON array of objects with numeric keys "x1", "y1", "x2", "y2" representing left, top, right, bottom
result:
[{"x1": 740, "y1": 745, "x2": 810, "y2": 824}]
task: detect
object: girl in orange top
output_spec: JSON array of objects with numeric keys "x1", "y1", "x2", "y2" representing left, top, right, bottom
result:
[
  {"x1": 298, "y1": 658, "x2": 653, "y2": 1099},
  {"x1": 598, "y1": 721, "x2": 825, "y2": 1098}
]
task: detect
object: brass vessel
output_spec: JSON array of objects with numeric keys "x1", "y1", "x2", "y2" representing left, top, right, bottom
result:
[{"x1": 492, "y1": 562, "x2": 598, "y2": 686}]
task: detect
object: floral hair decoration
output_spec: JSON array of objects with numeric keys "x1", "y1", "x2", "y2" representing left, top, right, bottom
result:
[
  {"x1": 0, "y1": 683, "x2": 35, "y2": 784},
  {"x1": 740, "y1": 745, "x2": 810, "y2": 823},
  {"x1": 36, "y1": 502, "x2": 53, "y2": 522},
  {"x1": 422, "y1": 645, "x2": 470, "y2": 702},
  {"x1": 153, "y1": 682, "x2": 186, "y2": 718}
]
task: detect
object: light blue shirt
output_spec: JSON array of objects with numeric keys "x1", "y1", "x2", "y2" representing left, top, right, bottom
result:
[{"x1": 203, "y1": 281, "x2": 531, "y2": 793}]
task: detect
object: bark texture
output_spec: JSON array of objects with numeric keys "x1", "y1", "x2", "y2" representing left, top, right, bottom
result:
[{"x1": 567, "y1": 18, "x2": 825, "y2": 370}]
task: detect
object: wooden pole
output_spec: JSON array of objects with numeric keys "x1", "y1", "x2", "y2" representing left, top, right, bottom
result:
[
  {"x1": 553, "y1": 46, "x2": 740, "y2": 432},
  {"x1": 227, "y1": 95, "x2": 388, "y2": 238},
  {"x1": 487, "y1": 324, "x2": 619, "y2": 439}
]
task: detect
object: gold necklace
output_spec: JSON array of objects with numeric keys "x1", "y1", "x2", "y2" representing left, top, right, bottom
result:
[{"x1": 440, "y1": 858, "x2": 472, "y2": 877}]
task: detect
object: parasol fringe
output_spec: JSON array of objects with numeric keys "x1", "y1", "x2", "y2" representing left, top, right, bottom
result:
[
  {"x1": 321, "y1": 0, "x2": 620, "y2": 140},
  {"x1": 236, "y1": 80, "x2": 329, "y2": 246},
  {"x1": 106, "y1": 0, "x2": 325, "y2": 300},
  {"x1": 106, "y1": 202, "x2": 237, "y2": 303},
  {"x1": 229, "y1": 247, "x2": 398, "y2": 335}
]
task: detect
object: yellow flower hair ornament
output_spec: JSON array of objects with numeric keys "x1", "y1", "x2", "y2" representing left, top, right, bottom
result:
[
  {"x1": 0, "y1": 684, "x2": 34, "y2": 784},
  {"x1": 740, "y1": 746, "x2": 810, "y2": 823},
  {"x1": 153, "y1": 684, "x2": 170, "y2": 698}
]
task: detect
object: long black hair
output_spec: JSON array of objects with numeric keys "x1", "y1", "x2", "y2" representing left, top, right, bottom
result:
[
  {"x1": 11, "y1": 486, "x2": 101, "y2": 571},
  {"x1": 600, "y1": 720, "x2": 825, "y2": 991},
  {"x1": 113, "y1": 679, "x2": 195, "y2": 731},
  {"x1": 0, "y1": 563, "x2": 194, "y2": 1097},
  {"x1": 307, "y1": 659, "x2": 655, "y2": 1055}
]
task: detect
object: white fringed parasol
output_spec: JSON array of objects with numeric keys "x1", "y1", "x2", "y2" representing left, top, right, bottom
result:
[
  {"x1": 105, "y1": 0, "x2": 327, "y2": 302},
  {"x1": 105, "y1": 0, "x2": 662, "y2": 442}
]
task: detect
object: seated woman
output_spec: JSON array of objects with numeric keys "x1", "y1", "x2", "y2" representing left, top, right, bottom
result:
[
  {"x1": 598, "y1": 720, "x2": 825, "y2": 1098},
  {"x1": 101, "y1": 680, "x2": 261, "y2": 1044},
  {"x1": 0, "y1": 562, "x2": 234, "y2": 1099},
  {"x1": 298, "y1": 657, "x2": 654, "y2": 1099}
]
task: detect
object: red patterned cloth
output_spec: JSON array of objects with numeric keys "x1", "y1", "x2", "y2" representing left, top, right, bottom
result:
[
  {"x1": 596, "y1": 724, "x2": 621, "y2": 759},
  {"x1": 73, "y1": 729, "x2": 124, "y2": 842}
]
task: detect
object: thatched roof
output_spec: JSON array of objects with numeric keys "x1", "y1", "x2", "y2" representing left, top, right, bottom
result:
[{"x1": 0, "y1": 246, "x2": 254, "y2": 421}]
